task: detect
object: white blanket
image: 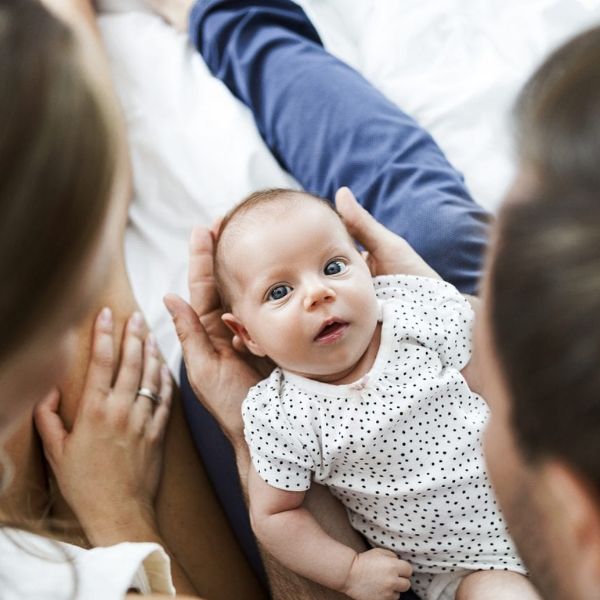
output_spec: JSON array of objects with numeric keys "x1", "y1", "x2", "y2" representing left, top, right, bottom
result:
[{"x1": 97, "y1": 0, "x2": 600, "y2": 375}]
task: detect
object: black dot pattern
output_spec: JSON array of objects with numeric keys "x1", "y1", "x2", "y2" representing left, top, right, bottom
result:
[{"x1": 242, "y1": 275, "x2": 524, "y2": 598}]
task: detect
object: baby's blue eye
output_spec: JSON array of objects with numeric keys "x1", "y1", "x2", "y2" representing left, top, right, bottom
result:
[
  {"x1": 268, "y1": 284, "x2": 292, "y2": 301},
  {"x1": 324, "y1": 259, "x2": 347, "y2": 276}
]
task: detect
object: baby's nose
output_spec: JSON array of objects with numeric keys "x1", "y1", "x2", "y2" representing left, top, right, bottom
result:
[{"x1": 303, "y1": 284, "x2": 335, "y2": 310}]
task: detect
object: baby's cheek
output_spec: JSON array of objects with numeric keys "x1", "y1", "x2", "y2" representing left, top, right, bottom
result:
[
  {"x1": 258, "y1": 313, "x2": 302, "y2": 360},
  {"x1": 359, "y1": 288, "x2": 380, "y2": 325}
]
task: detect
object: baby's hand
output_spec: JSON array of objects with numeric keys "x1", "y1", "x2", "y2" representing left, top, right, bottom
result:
[{"x1": 342, "y1": 548, "x2": 412, "y2": 600}]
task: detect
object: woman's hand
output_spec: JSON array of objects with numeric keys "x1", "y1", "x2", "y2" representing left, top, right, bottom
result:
[
  {"x1": 335, "y1": 187, "x2": 441, "y2": 280},
  {"x1": 164, "y1": 227, "x2": 268, "y2": 446},
  {"x1": 34, "y1": 309, "x2": 172, "y2": 545}
]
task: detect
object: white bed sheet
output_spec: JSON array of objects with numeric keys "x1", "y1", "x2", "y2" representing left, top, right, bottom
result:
[{"x1": 97, "y1": 1, "x2": 600, "y2": 377}]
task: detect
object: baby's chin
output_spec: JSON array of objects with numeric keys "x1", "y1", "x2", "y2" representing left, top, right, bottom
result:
[{"x1": 278, "y1": 343, "x2": 375, "y2": 384}]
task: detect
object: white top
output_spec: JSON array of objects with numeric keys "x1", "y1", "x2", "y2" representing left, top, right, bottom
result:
[
  {"x1": 243, "y1": 275, "x2": 524, "y2": 585},
  {"x1": 0, "y1": 527, "x2": 175, "y2": 599}
]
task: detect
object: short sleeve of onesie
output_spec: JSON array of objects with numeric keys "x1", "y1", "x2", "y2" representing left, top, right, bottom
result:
[
  {"x1": 374, "y1": 274, "x2": 474, "y2": 371},
  {"x1": 242, "y1": 370, "x2": 315, "y2": 491}
]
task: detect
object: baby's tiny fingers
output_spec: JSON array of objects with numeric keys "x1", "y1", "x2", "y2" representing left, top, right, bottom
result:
[
  {"x1": 397, "y1": 560, "x2": 413, "y2": 578},
  {"x1": 395, "y1": 577, "x2": 411, "y2": 593}
]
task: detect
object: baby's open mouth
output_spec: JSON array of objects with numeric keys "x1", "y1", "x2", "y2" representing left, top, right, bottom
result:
[{"x1": 314, "y1": 319, "x2": 349, "y2": 343}]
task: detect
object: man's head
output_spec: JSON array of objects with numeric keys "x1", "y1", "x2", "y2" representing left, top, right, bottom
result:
[
  {"x1": 480, "y1": 25, "x2": 600, "y2": 600},
  {"x1": 214, "y1": 189, "x2": 379, "y2": 380}
]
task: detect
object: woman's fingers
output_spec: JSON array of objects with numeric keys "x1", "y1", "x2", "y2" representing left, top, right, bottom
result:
[
  {"x1": 33, "y1": 388, "x2": 67, "y2": 466},
  {"x1": 130, "y1": 333, "x2": 162, "y2": 432},
  {"x1": 80, "y1": 307, "x2": 115, "y2": 409},
  {"x1": 113, "y1": 312, "x2": 145, "y2": 399},
  {"x1": 148, "y1": 364, "x2": 173, "y2": 441}
]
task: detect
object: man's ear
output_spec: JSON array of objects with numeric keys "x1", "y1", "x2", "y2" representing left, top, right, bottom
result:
[
  {"x1": 221, "y1": 313, "x2": 267, "y2": 357},
  {"x1": 543, "y1": 460, "x2": 600, "y2": 588}
]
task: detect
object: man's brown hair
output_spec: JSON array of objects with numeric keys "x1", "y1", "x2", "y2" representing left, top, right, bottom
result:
[{"x1": 490, "y1": 26, "x2": 600, "y2": 487}]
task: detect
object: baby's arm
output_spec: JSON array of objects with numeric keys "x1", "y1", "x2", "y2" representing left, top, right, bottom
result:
[{"x1": 248, "y1": 466, "x2": 412, "y2": 600}]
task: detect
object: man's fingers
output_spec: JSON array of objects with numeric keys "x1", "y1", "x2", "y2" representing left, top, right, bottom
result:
[
  {"x1": 232, "y1": 333, "x2": 249, "y2": 353},
  {"x1": 335, "y1": 187, "x2": 388, "y2": 252},
  {"x1": 188, "y1": 225, "x2": 221, "y2": 317},
  {"x1": 336, "y1": 186, "x2": 440, "y2": 280},
  {"x1": 33, "y1": 388, "x2": 67, "y2": 466},
  {"x1": 210, "y1": 216, "x2": 224, "y2": 239},
  {"x1": 164, "y1": 293, "x2": 216, "y2": 363}
]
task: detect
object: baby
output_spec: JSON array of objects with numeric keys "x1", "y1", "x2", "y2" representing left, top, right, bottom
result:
[{"x1": 215, "y1": 189, "x2": 537, "y2": 600}]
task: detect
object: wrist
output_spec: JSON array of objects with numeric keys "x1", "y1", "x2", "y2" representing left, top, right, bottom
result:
[
  {"x1": 81, "y1": 500, "x2": 159, "y2": 547},
  {"x1": 223, "y1": 421, "x2": 245, "y2": 446},
  {"x1": 339, "y1": 549, "x2": 360, "y2": 595}
]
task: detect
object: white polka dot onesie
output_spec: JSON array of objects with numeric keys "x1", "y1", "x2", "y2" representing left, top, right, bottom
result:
[{"x1": 242, "y1": 275, "x2": 524, "y2": 599}]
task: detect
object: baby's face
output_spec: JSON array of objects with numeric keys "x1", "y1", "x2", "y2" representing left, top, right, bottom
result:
[{"x1": 223, "y1": 201, "x2": 379, "y2": 380}]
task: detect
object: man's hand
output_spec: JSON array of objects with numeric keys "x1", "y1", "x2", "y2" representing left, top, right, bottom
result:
[
  {"x1": 164, "y1": 227, "x2": 268, "y2": 444},
  {"x1": 335, "y1": 187, "x2": 441, "y2": 280},
  {"x1": 342, "y1": 548, "x2": 412, "y2": 600}
]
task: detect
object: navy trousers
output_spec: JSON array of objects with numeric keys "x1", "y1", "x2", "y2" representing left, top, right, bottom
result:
[{"x1": 182, "y1": 1, "x2": 491, "y2": 598}]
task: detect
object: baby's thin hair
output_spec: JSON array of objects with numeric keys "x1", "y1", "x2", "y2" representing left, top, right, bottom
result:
[{"x1": 214, "y1": 188, "x2": 346, "y2": 310}]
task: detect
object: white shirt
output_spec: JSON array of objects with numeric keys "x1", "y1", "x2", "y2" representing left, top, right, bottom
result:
[
  {"x1": 0, "y1": 527, "x2": 175, "y2": 599},
  {"x1": 243, "y1": 275, "x2": 524, "y2": 593}
]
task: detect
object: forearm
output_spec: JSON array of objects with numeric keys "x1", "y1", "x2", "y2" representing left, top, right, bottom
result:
[
  {"x1": 83, "y1": 505, "x2": 197, "y2": 595},
  {"x1": 255, "y1": 506, "x2": 355, "y2": 593},
  {"x1": 227, "y1": 439, "x2": 349, "y2": 599},
  {"x1": 54, "y1": 269, "x2": 263, "y2": 598}
]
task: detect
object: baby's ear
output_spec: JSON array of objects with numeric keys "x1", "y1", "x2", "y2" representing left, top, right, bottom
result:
[
  {"x1": 221, "y1": 313, "x2": 267, "y2": 357},
  {"x1": 360, "y1": 249, "x2": 376, "y2": 276}
]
